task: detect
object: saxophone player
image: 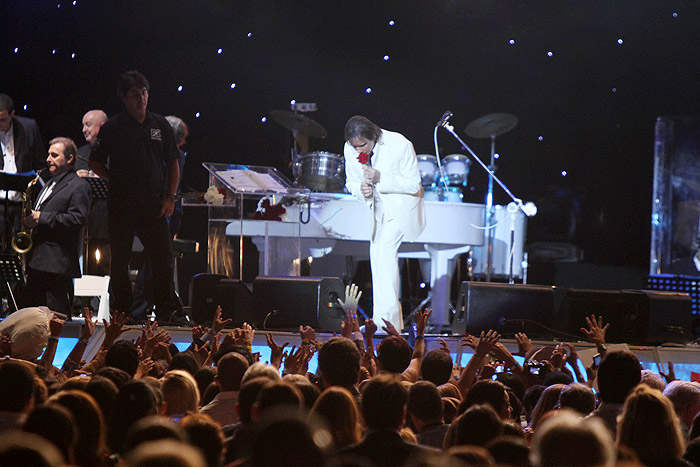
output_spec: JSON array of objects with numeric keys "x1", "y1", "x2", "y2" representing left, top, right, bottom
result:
[{"x1": 22, "y1": 137, "x2": 90, "y2": 316}]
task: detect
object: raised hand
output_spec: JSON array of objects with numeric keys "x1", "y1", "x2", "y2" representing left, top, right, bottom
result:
[
  {"x1": 415, "y1": 308, "x2": 432, "y2": 337},
  {"x1": 381, "y1": 318, "x2": 401, "y2": 337},
  {"x1": 49, "y1": 314, "x2": 65, "y2": 338},
  {"x1": 439, "y1": 338, "x2": 451, "y2": 354},
  {"x1": 515, "y1": 332, "x2": 532, "y2": 357},
  {"x1": 337, "y1": 284, "x2": 362, "y2": 315},
  {"x1": 135, "y1": 357, "x2": 156, "y2": 379},
  {"x1": 266, "y1": 333, "x2": 288, "y2": 369},
  {"x1": 81, "y1": 308, "x2": 96, "y2": 341},
  {"x1": 474, "y1": 330, "x2": 501, "y2": 358},
  {"x1": 212, "y1": 306, "x2": 233, "y2": 334},
  {"x1": 299, "y1": 325, "x2": 316, "y2": 343},
  {"x1": 460, "y1": 334, "x2": 478, "y2": 350},
  {"x1": 660, "y1": 361, "x2": 676, "y2": 384},
  {"x1": 233, "y1": 323, "x2": 254, "y2": 348},
  {"x1": 580, "y1": 315, "x2": 609, "y2": 347},
  {"x1": 102, "y1": 311, "x2": 129, "y2": 349},
  {"x1": 283, "y1": 345, "x2": 306, "y2": 375},
  {"x1": 152, "y1": 341, "x2": 173, "y2": 363}
]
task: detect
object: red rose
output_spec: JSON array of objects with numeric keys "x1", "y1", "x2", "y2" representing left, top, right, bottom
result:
[{"x1": 357, "y1": 152, "x2": 370, "y2": 165}]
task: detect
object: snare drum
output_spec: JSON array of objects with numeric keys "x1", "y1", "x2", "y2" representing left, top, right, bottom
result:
[
  {"x1": 424, "y1": 186, "x2": 463, "y2": 203},
  {"x1": 417, "y1": 154, "x2": 439, "y2": 186},
  {"x1": 441, "y1": 154, "x2": 471, "y2": 186},
  {"x1": 293, "y1": 151, "x2": 345, "y2": 192}
]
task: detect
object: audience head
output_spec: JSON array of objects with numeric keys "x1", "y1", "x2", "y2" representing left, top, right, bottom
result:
[
  {"x1": 250, "y1": 412, "x2": 327, "y2": 467},
  {"x1": 617, "y1": 384, "x2": 685, "y2": 465},
  {"x1": 49, "y1": 389, "x2": 106, "y2": 466},
  {"x1": 181, "y1": 413, "x2": 225, "y2": 467},
  {"x1": 317, "y1": 337, "x2": 360, "y2": 389},
  {"x1": 0, "y1": 360, "x2": 36, "y2": 414},
  {"x1": 522, "y1": 385, "x2": 546, "y2": 423},
  {"x1": 407, "y1": 381, "x2": 443, "y2": 429},
  {"x1": 109, "y1": 379, "x2": 160, "y2": 453},
  {"x1": 663, "y1": 380, "x2": 700, "y2": 430},
  {"x1": 0, "y1": 430, "x2": 65, "y2": 467},
  {"x1": 420, "y1": 349, "x2": 453, "y2": 386},
  {"x1": 597, "y1": 349, "x2": 641, "y2": 404},
  {"x1": 254, "y1": 381, "x2": 303, "y2": 420},
  {"x1": 236, "y1": 377, "x2": 271, "y2": 425},
  {"x1": 59, "y1": 375, "x2": 90, "y2": 392},
  {"x1": 486, "y1": 436, "x2": 532, "y2": 467},
  {"x1": 528, "y1": 383, "x2": 566, "y2": 430},
  {"x1": 124, "y1": 439, "x2": 206, "y2": 467},
  {"x1": 94, "y1": 366, "x2": 132, "y2": 389},
  {"x1": 167, "y1": 351, "x2": 200, "y2": 377},
  {"x1": 215, "y1": 351, "x2": 249, "y2": 392},
  {"x1": 161, "y1": 370, "x2": 200, "y2": 417},
  {"x1": 282, "y1": 374, "x2": 319, "y2": 410},
  {"x1": 438, "y1": 382, "x2": 461, "y2": 400},
  {"x1": 558, "y1": 383, "x2": 596, "y2": 417},
  {"x1": 542, "y1": 370, "x2": 573, "y2": 387},
  {"x1": 376, "y1": 335, "x2": 412, "y2": 374},
  {"x1": 105, "y1": 339, "x2": 141, "y2": 377},
  {"x1": 497, "y1": 372, "x2": 527, "y2": 403},
  {"x1": 241, "y1": 362, "x2": 282, "y2": 384},
  {"x1": 448, "y1": 404, "x2": 503, "y2": 448},
  {"x1": 23, "y1": 402, "x2": 77, "y2": 464},
  {"x1": 531, "y1": 410, "x2": 615, "y2": 467},
  {"x1": 361, "y1": 373, "x2": 407, "y2": 431},
  {"x1": 684, "y1": 437, "x2": 700, "y2": 467},
  {"x1": 461, "y1": 379, "x2": 512, "y2": 420},
  {"x1": 447, "y1": 445, "x2": 496, "y2": 465},
  {"x1": 442, "y1": 396, "x2": 461, "y2": 424},
  {"x1": 309, "y1": 386, "x2": 362, "y2": 450},
  {"x1": 122, "y1": 415, "x2": 186, "y2": 454},
  {"x1": 640, "y1": 368, "x2": 666, "y2": 391},
  {"x1": 193, "y1": 367, "x2": 217, "y2": 404}
]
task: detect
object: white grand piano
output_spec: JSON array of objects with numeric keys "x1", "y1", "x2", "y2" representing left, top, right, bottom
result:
[{"x1": 224, "y1": 192, "x2": 526, "y2": 327}]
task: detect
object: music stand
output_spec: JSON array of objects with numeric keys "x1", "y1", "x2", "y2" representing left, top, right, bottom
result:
[
  {"x1": 83, "y1": 177, "x2": 108, "y2": 273},
  {"x1": 0, "y1": 253, "x2": 24, "y2": 314}
]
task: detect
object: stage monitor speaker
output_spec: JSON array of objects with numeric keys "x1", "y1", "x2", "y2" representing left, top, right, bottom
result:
[
  {"x1": 452, "y1": 281, "x2": 555, "y2": 337},
  {"x1": 253, "y1": 276, "x2": 345, "y2": 332},
  {"x1": 561, "y1": 288, "x2": 693, "y2": 345},
  {"x1": 188, "y1": 273, "x2": 253, "y2": 326}
]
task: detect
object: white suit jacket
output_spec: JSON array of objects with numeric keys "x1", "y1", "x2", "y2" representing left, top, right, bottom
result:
[{"x1": 344, "y1": 129, "x2": 426, "y2": 241}]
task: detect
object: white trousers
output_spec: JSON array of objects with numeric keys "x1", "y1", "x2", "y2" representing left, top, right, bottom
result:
[{"x1": 369, "y1": 217, "x2": 404, "y2": 331}]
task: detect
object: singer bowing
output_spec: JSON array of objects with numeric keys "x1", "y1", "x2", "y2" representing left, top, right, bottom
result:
[{"x1": 343, "y1": 116, "x2": 425, "y2": 331}]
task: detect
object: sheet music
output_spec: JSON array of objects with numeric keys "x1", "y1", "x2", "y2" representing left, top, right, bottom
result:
[{"x1": 217, "y1": 169, "x2": 288, "y2": 193}]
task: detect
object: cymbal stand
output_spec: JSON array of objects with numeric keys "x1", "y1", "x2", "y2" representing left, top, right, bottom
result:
[{"x1": 439, "y1": 118, "x2": 534, "y2": 283}]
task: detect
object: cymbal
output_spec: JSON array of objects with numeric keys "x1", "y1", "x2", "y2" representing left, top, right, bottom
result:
[
  {"x1": 270, "y1": 110, "x2": 327, "y2": 139},
  {"x1": 464, "y1": 113, "x2": 518, "y2": 139}
]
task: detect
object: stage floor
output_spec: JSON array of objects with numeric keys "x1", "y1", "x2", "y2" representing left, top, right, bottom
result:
[{"x1": 49, "y1": 321, "x2": 700, "y2": 382}]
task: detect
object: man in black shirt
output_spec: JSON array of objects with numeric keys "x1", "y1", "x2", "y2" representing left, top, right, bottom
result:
[{"x1": 89, "y1": 71, "x2": 180, "y2": 321}]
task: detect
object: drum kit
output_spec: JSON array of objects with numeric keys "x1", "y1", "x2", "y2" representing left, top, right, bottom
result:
[{"x1": 270, "y1": 108, "x2": 519, "y2": 203}]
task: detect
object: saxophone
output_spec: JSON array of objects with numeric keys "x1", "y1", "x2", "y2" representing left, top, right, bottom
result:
[{"x1": 11, "y1": 175, "x2": 41, "y2": 254}]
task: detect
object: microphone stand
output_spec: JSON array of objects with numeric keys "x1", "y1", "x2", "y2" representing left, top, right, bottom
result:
[{"x1": 439, "y1": 118, "x2": 534, "y2": 284}]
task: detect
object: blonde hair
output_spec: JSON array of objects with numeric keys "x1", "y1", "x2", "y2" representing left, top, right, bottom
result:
[
  {"x1": 617, "y1": 384, "x2": 685, "y2": 464},
  {"x1": 309, "y1": 387, "x2": 362, "y2": 450},
  {"x1": 161, "y1": 370, "x2": 200, "y2": 417}
]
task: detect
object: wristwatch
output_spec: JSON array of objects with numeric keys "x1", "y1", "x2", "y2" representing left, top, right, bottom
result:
[{"x1": 165, "y1": 193, "x2": 179, "y2": 201}]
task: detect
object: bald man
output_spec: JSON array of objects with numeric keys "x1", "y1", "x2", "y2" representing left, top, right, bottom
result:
[{"x1": 76, "y1": 110, "x2": 107, "y2": 176}]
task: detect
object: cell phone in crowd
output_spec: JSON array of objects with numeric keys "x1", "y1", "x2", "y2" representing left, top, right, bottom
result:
[
  {"x1": 495, "y1": 363, "x2": 506, "y2": 374},
  {"x1": 592, "y1": 353, "x2": 602, "y2": 368}
]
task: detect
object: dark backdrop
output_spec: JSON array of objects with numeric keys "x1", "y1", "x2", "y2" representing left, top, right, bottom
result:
[{"x1": 3, "y1": 0, "x2": 699, "y2": 268}]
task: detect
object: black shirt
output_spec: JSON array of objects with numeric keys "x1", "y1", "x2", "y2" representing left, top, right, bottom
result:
[{"x1": 89, "y1": 110, "x2": 178, "y2": 212}]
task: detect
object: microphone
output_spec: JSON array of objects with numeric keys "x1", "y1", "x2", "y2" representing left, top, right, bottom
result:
[
  {"x1": 437, "y1": 111, "x2": 453, "y2": 127},
  {"x1": 498, "y1": 317, "x2": 525, "y2": 326}
]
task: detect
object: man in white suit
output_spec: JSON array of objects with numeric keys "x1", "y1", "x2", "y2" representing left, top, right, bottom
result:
[{"x1": 343, "y1": 116, "x2": 425, "y2": 330}]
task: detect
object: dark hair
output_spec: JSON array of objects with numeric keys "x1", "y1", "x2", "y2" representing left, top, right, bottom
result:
[
  {"x1": 168, "y1": 351, "x2": 200, "y2": 377},
  {"x1": 597, "y1": 350, "x2": 641, "y2": 404},
  {"x1": 194, "y1": 367, "x2": 217, "y2": 404},
  {"x1": 377, "y1": 335, "x2": 412, "y2": 374},
  {"x1": 214, "y1": 345, "x2": 254, "y2": 366},
  {"x1": 344, "y1": 115, "x2": 382, "y2": 142},
  {"x1": 255, "y1": 382, "x2": 303, "y2": 416},
  {"x1": 238, "y1": 378, "x2": 271, "y2": 425},
  {"x1": 217, "y1": 352, "x2": 249, "y2": 392},
  {"x1": 108, "y1": 380, "x2": 160, "y2": 453},
  {"x1": 506, "y1": 389, "x2": 524, "y2": 423},
  {"x1": 486, "y1": 436, "x2": 531, "y2": 466},
  {"x1": 84, "y1": 377, "x2": 119, "y2": 423},
  {"x1": 0, "y1": 361, "x2": 36, "y2": 412},
  {"x1": 0, "y1": 94, "x2": 14, "y2": 113},
  {"x1": 452, "y1": 404, "x2": 503, "y2": 447},
  {"x1": 94, "y1": 366, "x2": 131, "y2": 389},
  {"x1": 118, "y1": 70, "x2": 150, "y2": 97},
  {"x1": 407, "y1": 381, "x2": 443, "y2": 422},
  {"x1": 104, "y1": 340, "x2": 140, "y2": 377},
  {"x1": 250, "y1": 413, "x2": 325, "y2": 467},
  {"x1": 283, "y1": 375, "x2": 319, "y2": 410},
  {"x1": 49, "y1": 390, "x2": 106, "y2": 466},
  {"x1": 122, "y1": 415, "x2": 186, "y2": 454},
  {"x1": 23, "y1": 403, "x2": 77, "y2": 464},
  {"x1": 497, "y1": 373, "x2": 526, "y2": 403},
  {"x1": 48, "y1": 137, "x2": 78, "y2": 167},
  {"x1": 522, "y1": 384, "x2": 546, "y2": 413},
  {"x1": 684, "y1": 437, "x2": 700, "y2": 467},
  {"x1": 559, "y1": 383, "x2": 596, "y2": 416},
  {"x1": 361, "y1": 374, "x2": 407, "y2": 430},
  {"x1": 543, "y1": 370, "x2": 573, "y2": 387},
  {"x1": 317, "y1": 337, "x2": 360, "y2": 389},
  {"x1": 181, "y1": 413, "x2": 225, "y2": 467},
  {"x1": 421, "y1": 350, "x2": 453, "y2": 386},
  {"x1": 460, "y1": 379, "x2": 509, "y2": 417}
]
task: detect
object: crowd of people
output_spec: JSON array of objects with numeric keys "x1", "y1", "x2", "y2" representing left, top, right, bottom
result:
[{"x1": 0, "y1": 302, "x2": 700, "y2": 467}]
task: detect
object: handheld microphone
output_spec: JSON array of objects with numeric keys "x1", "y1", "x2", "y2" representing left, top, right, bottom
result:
[{"x1": 437, "y1": 111, "x2": 453, "y2": 127}]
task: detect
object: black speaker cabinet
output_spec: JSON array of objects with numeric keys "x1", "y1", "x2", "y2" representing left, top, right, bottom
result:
[
  {"x1": 452, "y1": 282, "x2": 555, "y2": 337},
  {"x1": 188, "y1": 273, "x2": 254, "y2": 326},
  {"x1": 252, "y1": 276, "x2": 345, "y2": 332},
  {"x1": 561, "y1": 288, "x2": 693, "y2": 344}
]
